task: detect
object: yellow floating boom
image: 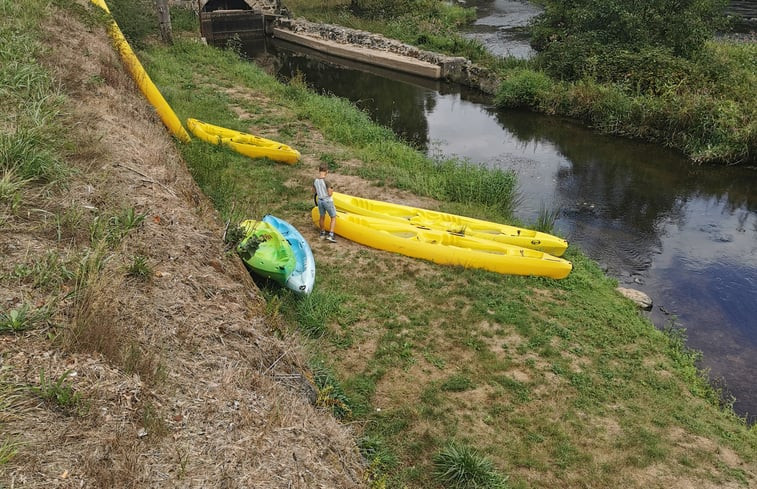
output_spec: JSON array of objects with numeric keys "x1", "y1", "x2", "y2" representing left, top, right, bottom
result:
[{"x1": 90, "y1": 0, "x2": 190, "y2": 142}]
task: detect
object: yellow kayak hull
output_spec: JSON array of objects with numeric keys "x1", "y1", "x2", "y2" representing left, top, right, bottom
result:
[
  {"x1": 187, "y1": 118, "x2": 301, "y2": 164},
  {"x1": 331, "y1": 192, "x2": 568, "y2": 257},
  {"x1": 311, "y1": 208, "x2": 572, "y2": 279}
]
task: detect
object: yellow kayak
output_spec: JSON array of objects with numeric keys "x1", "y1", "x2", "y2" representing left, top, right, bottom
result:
[
  {"x1": 187, "y1": 118, "x2": 301, "y2": 164},
  {"x1": 311, "y1": 208, "x2": 572, "y2": 279},
  {"x1": 332, "y1": 192, "x2": 568, "y2": 257}
]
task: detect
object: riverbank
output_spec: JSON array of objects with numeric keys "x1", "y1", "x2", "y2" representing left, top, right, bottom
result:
[
  {"x1": 154, "y1": 33, "x2": 757, "y2": 487},
  {"x1": 146, "y1": 5, "x2": 757, "y2": 489},
  {"x1": 2, "y1": 1, "x2": 756, "y2": 488}
]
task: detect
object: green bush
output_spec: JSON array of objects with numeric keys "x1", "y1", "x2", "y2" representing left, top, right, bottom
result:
[
  {"x1": 107, "y1": 0, "x2": 159, "y2": 48},
  {"x1": 495, "y1": 69, "x2": 554, "y2": 108},
  {"x1": 531, "y1": 0, "x2": 728, "y2": 81}
]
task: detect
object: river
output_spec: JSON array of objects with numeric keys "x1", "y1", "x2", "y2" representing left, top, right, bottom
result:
[{"x1": 241, "y1": 4, "x2": 757, "y2": 422}]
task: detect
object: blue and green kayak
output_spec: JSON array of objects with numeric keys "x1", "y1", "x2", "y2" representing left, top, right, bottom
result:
[{"x1": 237, "y1": 220, "x2": 296, "y2": 286}]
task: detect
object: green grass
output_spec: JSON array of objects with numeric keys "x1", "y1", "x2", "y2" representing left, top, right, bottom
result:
[
  {"x1": 126, "y1": 254, "x2": 152, "y2": 280},
  {"x1": 0, "y1": 366, "x2": 24, "y2": 469},
  {"x1": 143, "y1": 39, "x2": 519, "y2": 219},
  {"x1": 0, "y1": 304, "x2": 49, "y2": 333},
  {"x1": 0, "y1": 1, "x2": 69, "y2": 187},
  {"x1": 433, "y1": 443, "x2": 509, "y2": 489},
  {"x1": 29, "y1": 369, "x2": 84, "y2": 414}
]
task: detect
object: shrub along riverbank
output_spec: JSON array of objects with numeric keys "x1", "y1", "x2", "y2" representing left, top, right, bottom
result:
[
  {"x1": 285, "y1": 0, "x2": 755, "y2": 165},
  {"x1": 106, "y1": 4, "x2": 757, "y2": 489}
]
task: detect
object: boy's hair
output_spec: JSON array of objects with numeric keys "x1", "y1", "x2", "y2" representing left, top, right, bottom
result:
[{"x1": 318, "y1": 164, "x2": 329, "y2": 172}]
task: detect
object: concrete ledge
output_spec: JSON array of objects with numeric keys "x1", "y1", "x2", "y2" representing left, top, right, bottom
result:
[{"x1": 272, "y1": 28, "x2": 442, "y2": 79}]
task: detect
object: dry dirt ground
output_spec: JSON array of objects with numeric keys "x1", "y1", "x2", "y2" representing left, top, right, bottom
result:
[{"x1": 0, "y1": 3, "x2": 365, "y2": 488}]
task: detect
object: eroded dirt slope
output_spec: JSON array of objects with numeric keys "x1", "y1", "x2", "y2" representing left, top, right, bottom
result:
[{"x1": 0, "y1": 3, "x2": 362, "y2": 487}]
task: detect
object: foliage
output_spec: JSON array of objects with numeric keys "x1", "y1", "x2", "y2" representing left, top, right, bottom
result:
[
  {"x1": 0, "y1": 304, "x2": 48, "y2": 333},
  {"x1": 236, "y1": 228, "x2": 268, "y2": 262},
  {"x1": 348, "y1": 0, "x2": 472, "y2": 23},
  {"x1": 433, "y1": 443, "x2": 508, "y2": 489},
  {"x1": 494, "y1": 43, "x2": 756, "y2": 164},
  {"x1": 530, "y1": 0, "x2": 728, "y2": 81},
  {"x1": 311, "y1": 361, "x2": 353, "y2": 419},
  {"x1": 126, "y1": 254, "x2": 152, "y2": 280},
  {"x1": 29, "y1": 369, "x2": 84, "y2": 414},
  {"x1": 107, "y1": 0, "x2": 159, "y2": 49},
  {"x1": 224, "y1": 221, "x2": 247, "y2": 248},
  {"x1": 169, "y1": 5, "x2": 199, "y2": 33},
  {"x1": 495, "y1": 69, "x2": 554, "y2": 108}
]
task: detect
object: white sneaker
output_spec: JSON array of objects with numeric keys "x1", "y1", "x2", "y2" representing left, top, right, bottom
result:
[{"x1": 326, "y1": 234, "x2": 336, "y2": 243}]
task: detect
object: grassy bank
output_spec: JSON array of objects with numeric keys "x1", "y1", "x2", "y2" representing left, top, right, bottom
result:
[
  {"x1": 284, "y1": 0, "x2": 755, "y2": 165},
  {"x1": 118, "y1": 9, "x2": 757, "y2": 489}
]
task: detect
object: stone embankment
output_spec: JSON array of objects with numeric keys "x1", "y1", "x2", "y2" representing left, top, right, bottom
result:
[{"x1": 273, "y1": 17, "x2": 502, "y2": 94}]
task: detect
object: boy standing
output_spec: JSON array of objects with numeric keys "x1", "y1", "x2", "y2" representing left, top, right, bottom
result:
[{"x1": 313, "y1": 164, "x2": 337, "y2": 242}]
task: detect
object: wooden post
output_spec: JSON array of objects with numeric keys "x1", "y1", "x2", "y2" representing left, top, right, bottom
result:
[{"x1": 156, "y1": 0, "x2": 173, "y2": 45}]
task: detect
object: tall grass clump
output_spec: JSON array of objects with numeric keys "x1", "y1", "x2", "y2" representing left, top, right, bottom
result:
[
  {"x1": 532, "y1": 203, "x2": 560, "y2": 234},
  {"x1": 433, "y1": 443, "x2": 508, "y2": 489},
  {"x1": 310, "y1": 360, "x2": 353, "y2": 419},
  {"x1": 435, "y1": 161, "x2": 518, "y2": 217},
  {"x1": 29, "y1": 368, "x2": 84, "y2": 414},
  {"x1": 0, "y1": 168, "x2": 28, "y2": 210}
]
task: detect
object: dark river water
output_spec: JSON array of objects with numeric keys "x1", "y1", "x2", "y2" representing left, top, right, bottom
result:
[{"x1": 242, "y1": 5, "x2": 757, "y2": 422}]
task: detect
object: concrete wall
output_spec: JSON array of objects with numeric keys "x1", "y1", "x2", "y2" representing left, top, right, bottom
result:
[{"x1": 275, "y1": 18, "x2": 502, "y2": 93}]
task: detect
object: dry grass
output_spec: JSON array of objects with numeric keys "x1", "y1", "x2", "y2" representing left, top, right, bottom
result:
[{"x1": 0, "y1": 1, "x2": 363, "y2": 487}]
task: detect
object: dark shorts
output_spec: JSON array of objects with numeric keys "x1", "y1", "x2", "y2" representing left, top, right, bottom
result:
[{"x1": 318, "y1": 199, "x2": 337, "y2": 218}]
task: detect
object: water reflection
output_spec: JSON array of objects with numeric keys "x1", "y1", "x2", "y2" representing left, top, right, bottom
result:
[{"x1": 244, "y1": 39, "x2": 757, "y2": 422}]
